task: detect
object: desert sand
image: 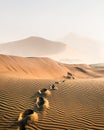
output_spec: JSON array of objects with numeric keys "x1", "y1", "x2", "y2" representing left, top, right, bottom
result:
[{"x1": 0, "y1": 55, "x2": 104, "y2": 130}]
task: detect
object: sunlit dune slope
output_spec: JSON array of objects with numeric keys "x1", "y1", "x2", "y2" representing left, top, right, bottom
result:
[
  {"x1": 0, "y1": 55, "x2": 103, "y2": 79},
  {"x1": 0, "y1": 55, "x2": 68, "y2": 79}
]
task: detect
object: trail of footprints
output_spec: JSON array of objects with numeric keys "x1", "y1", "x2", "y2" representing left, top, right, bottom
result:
[{"x1": 17, "y1": 81, "x2": 60, "y2": 129}]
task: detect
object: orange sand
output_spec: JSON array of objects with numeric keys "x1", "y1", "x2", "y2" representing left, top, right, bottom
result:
[{"x1": 0, "y1": 55, "x2": 104, "y2": 129}]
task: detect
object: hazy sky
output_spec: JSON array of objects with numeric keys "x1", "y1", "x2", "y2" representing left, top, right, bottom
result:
[{"x1": 0, "y1": 0, "x2": 104, "y2": 42}]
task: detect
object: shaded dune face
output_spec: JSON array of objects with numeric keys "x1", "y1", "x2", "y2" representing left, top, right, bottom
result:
[{"x1": 0, "y1": 78, "x2": 104, "y2": 129}]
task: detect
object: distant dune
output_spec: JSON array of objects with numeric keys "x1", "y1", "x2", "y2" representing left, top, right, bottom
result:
[
  {"x1": 0, "y1": 54, "x2": 104, "y2": 129},
  {"x1": 90, "y1": 63, "x2": 104, "y2": 75},
  {"x1": 0, "y1": 35, "x2": 103, "y2": 64},
  {"x1": 91, "y1": 63, "x2": 104, "y2": 67},
  {"x1": 0, "y1": 36, "x2": 86, "y2": 64},
  {"x1": 59, "y1": 33, "x2": 102, "y2": 63},
  {"x1": 0, "y1": 36, "x2": 66, "y2": 57},
  {"x1": 63, "y1": 63, "x2": 103, "y2": 78},
  {"x1": 0, "y1": 33, "x2": 104, "y2": 129}
]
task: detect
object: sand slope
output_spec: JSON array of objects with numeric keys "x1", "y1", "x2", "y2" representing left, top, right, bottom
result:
[
  {"x1": 0, "y1": 77, "x2": 104, "y2": 129},
  {"x1": 0, "y1": 55, "x2": 104, "y2": 129},
  {"x1": 0, "y1": 55, "x2": 103, "y2": 79},
  {"x1": 0, "y1": 55, "x2": 69, "y2": 79}
]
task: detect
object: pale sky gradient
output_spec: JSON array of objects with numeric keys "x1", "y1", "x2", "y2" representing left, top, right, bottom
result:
[{"x1": 0, "y1": 0, "x2": 104, "y2": 42}]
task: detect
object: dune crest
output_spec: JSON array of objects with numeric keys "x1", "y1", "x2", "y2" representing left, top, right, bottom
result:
[
  {"x1": 0, "y1": 36, "x2": 66, "y2": 57},
  {"x1": 0, "y1": 54, "x2": 103, "y2": 79}
]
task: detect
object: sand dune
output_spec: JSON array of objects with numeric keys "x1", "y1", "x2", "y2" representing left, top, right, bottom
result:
[
  {"x1": 90, "y1": 64, "x2": 104, "y2": 75},
  {"x1": 0, "y1": 55, "x2": 102, "y2": 79},
  {"x1": 0, "y1": 36, "x2": 66, "y2": 57},
  {"x1": 0, "y1": 55, "x2": 69, "y2": 79},
  {"x1": 59, "y1": 33, "x2": 102, "y2": 63},
  {"x1": 0, "y1": 77, "x2": 104, "y2": 129},
  {"x1": 0, "y1": 35, "x2": 103, "y2": 64},
  {"x1": 63, "y1": 63, "x2": 103, "y2": 78},
  {"x1": 0, "y1": 55, "x2": 104, "y2": 129},
  {"x1": 0, "y1": 36, "x2": 86, "y2": 64}
]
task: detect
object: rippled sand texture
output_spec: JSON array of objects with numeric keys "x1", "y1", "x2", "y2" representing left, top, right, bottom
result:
[{"x1": 0, "y1": 77, "x2": 104, "y2": 130}]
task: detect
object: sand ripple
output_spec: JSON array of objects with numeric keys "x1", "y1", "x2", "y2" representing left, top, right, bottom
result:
[{"x1": 0, "y1": 78, "x2": 104, "y2": 129}]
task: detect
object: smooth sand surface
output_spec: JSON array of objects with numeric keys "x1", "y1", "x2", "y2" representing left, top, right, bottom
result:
[
  {"x1": 0, "y1": 55, "x2": 69, "y2": 79},
  {"x1": 0, "y1": 55, "x2": 104, "y2": 129}
]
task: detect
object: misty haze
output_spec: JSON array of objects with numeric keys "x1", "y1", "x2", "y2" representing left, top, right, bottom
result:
[{"x1": 0, "y1": 0, "x2": 104, "y2": 130}]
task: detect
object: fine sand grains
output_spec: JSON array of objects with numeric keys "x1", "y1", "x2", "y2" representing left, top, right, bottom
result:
[
  {"x1": 17, "y1": 83, "x2": 52, "y2": 129},
  {"x1": 1, "y1": 77, "x2": 104, "y2": 129}
]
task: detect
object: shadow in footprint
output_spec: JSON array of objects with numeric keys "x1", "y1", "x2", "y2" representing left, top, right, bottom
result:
[
  {"x1": 17, "y1": 109, "x2": 38, "y2": 130},
  {"x1": 33, "y1": 88, "x2": 51, "y2": 99},
  {"x1": 35, "y1": 97, "x2": 50, "y2": 110}
]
